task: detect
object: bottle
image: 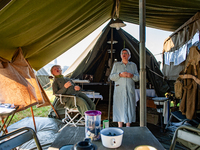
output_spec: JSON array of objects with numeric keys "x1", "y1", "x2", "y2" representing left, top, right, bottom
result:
[{"x1": 103, "y1": 120, "x2": 109, "y2": 129}]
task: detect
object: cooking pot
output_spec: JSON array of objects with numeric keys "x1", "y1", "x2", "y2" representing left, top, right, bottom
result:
[{"x1": 100, "y1": 127, "x2": 124, "y2": 148}]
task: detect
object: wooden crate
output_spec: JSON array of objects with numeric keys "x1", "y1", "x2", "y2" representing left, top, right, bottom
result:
[
  {"x1": 146, "y1": 97, "x2": 157, "y2": 109},
  {"x1": 147, "y1": 113, "x2": 159, "y2": 125}
]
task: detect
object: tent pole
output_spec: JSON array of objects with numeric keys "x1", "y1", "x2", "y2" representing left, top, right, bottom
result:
[
  {"x1": 37, "y1": 79, "x2": 60, "y2": 119},
  {"x1": 31, "y1": 107, "x2": 37, "y2": 132},
  {"x1": 108, "y1": 28, "x2": 114, "y2": 121},
  {"x1": 139, "y1": 0, "x2": 146, "y2": 127},
  {"x1": 50, "y1": 103, "x2": 60, "y2": 119}
]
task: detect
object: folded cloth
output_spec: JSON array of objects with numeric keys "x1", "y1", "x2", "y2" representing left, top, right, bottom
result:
[
  {"x1": 0, "y1": 103, "x2": 15, "y2": 108},
  {"x1": 163, "y1": 100, "x2": 170, "y2": 124},
  {"x1": 0, "y1": 107, "x2": 15, "y2": 114}
]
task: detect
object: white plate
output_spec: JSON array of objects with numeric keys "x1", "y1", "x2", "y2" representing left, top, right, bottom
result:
[{"x1": 134, "y1": 145, "x2": 157, "y2": 150}]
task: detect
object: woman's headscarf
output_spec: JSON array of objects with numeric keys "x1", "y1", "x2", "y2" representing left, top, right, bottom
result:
[{"x1": 120, "y1": 48, "x2": 131, "y2": 60}]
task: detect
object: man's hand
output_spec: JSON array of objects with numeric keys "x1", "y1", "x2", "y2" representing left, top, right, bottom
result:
[
  {"x1": 74, "y1": 85, "x2": 81, "y2": 91},
  {"x1": 64, "y1": 81, "x2": 72, "y2": 89}
]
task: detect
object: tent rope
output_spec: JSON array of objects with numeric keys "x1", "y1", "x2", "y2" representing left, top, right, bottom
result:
[
  {"x1": 42, "y1": 82, "x2": 51, "y2": 89},
  {"x1": 149, "y1": 68, "x2": 164, "y2": 79}
]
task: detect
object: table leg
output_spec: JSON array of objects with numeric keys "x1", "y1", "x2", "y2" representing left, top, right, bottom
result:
[
  {"x1": 95, "y1": 99, "x2": 100, "y2": 106},
  {"x1": 0, "y1": 116, "x2": 10, "y2": 135},
  {"x1": 0, "y1": 106, "x2": 19, "y2": 135},
  {"x1": 160, "y1": 113, "x2": 164, "y2": 131},
  {"x1": 1, "y1": 119, "x2": 8, "y2": 133},
  {"x1": 157, "y1": 102, "x2": 164, "y2": 132}
]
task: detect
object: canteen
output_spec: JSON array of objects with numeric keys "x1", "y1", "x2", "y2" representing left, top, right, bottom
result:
[{"x1": 100, "y1": 127, "x2": 124, "y2": 148}]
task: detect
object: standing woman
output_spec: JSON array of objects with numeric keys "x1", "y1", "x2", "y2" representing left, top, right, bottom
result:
[{"x1": 109, "y1": 48, "x2": 139, "y2": 127}]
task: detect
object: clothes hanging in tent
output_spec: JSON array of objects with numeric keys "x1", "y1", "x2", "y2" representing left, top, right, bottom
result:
[{"x1": 179, "y1": 46, "x2": 200, "y2": 120}]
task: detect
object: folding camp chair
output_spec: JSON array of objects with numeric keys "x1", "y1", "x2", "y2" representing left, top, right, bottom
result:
[
  {"x1": 0, "y1": 127, "x2": 42, "y2": 150},
  {"x1": 165, "y1": 111, "x2": 200, "y2": 131},
  {"x1": 55, "y1": 94, "x2": 85, "y2": 132},
  {"x1": 170, "y1": 125, "x2": 200, "y2": 150},
  {"x1": 165, "y1": 111, "x2": 189, "y2": 131}
]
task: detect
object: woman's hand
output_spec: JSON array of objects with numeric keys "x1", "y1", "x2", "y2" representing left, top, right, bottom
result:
[
  {"x1": 119, "y1": 72, "x2": 133, "y2": 78},
  {"x1": 127, "y1": 73, "x2": 134, "y2": 78},
  {"x1": 119, "y1": 72, "x2": 128, "y2": 77},
  {"x1": 74, "y1": 85, "x2": 81, "y2": 91},
  {"x1": 64, "y1": 81, "x2": 72, "y2": 89}
]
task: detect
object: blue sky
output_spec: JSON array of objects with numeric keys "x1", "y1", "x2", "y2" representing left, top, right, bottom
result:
[{"x1": 51, "y1": 21, "x2": 172, "y2": 68}]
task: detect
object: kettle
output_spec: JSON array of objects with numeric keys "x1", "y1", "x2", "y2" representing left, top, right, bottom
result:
[{"x1": 73, "y1": 138, "x2": 97, "y2": 150}]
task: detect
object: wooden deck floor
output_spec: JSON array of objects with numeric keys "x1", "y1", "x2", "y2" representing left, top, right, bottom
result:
[{"x1": 96, "y1": 100, "x2": 189, "y2": 150}]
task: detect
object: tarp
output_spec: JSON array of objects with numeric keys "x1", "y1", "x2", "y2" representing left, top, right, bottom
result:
[
  {"x1": 0, "y1": 0, "x2": 200, "y2": 70},
  {"x1": 0, "y1": 48, "x2": 50, "y2": 111},
  {"x1": 7, "y1": 117, "x2": 64, "y2": 150},
  {"x1": 162, "y1": 12, "x2": 200, "y2": 80},
  {"x1": 64, "y1": 21, "x2": 169, "y2": 97}
]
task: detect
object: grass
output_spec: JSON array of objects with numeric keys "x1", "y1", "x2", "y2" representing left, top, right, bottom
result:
[{"x1": 8, "y1": 87, "x2": 55, "y2": 125}]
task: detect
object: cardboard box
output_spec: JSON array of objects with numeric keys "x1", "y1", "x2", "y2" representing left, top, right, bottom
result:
[{"x1": 147, "y1": 113, "x2": 159, "y2": 125}]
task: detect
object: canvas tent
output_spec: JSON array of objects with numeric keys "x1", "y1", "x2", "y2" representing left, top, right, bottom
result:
[
  {"x1": 0, "y1": 0, "x2": 200, "y2": 71},
  {"x1": 35, "y1": 68, "x2": 50, "y2": 89},
  {"x1": 162, "y1": 12, "x2": 200, "y2": 81},
  {"x1": 0, "y1": 48, "x2": 50, "y2": 111},
  {"x1": 0, "y1": 0, "x2": 200, "y2": 126},
  {"x1": 0, "y1": 48, "x2": 59, "y2": 131},
  {"x1": 64, "y1": 21, "x2": 169, "y2": 97}
]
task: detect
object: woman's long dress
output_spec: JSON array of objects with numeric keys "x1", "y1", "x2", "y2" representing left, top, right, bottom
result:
[{"x1": 109, "y1": 61, "x2": 139, "y2": 123}]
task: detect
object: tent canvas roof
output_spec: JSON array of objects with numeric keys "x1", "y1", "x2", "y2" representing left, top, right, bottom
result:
[{"x1": 0, "y1": 0, "x2": 200, "y2": 70}]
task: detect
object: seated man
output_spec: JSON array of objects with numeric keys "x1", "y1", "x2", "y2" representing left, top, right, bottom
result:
[{"x1": 49, "y1": 65, "x2": 95, "y2": 118}]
